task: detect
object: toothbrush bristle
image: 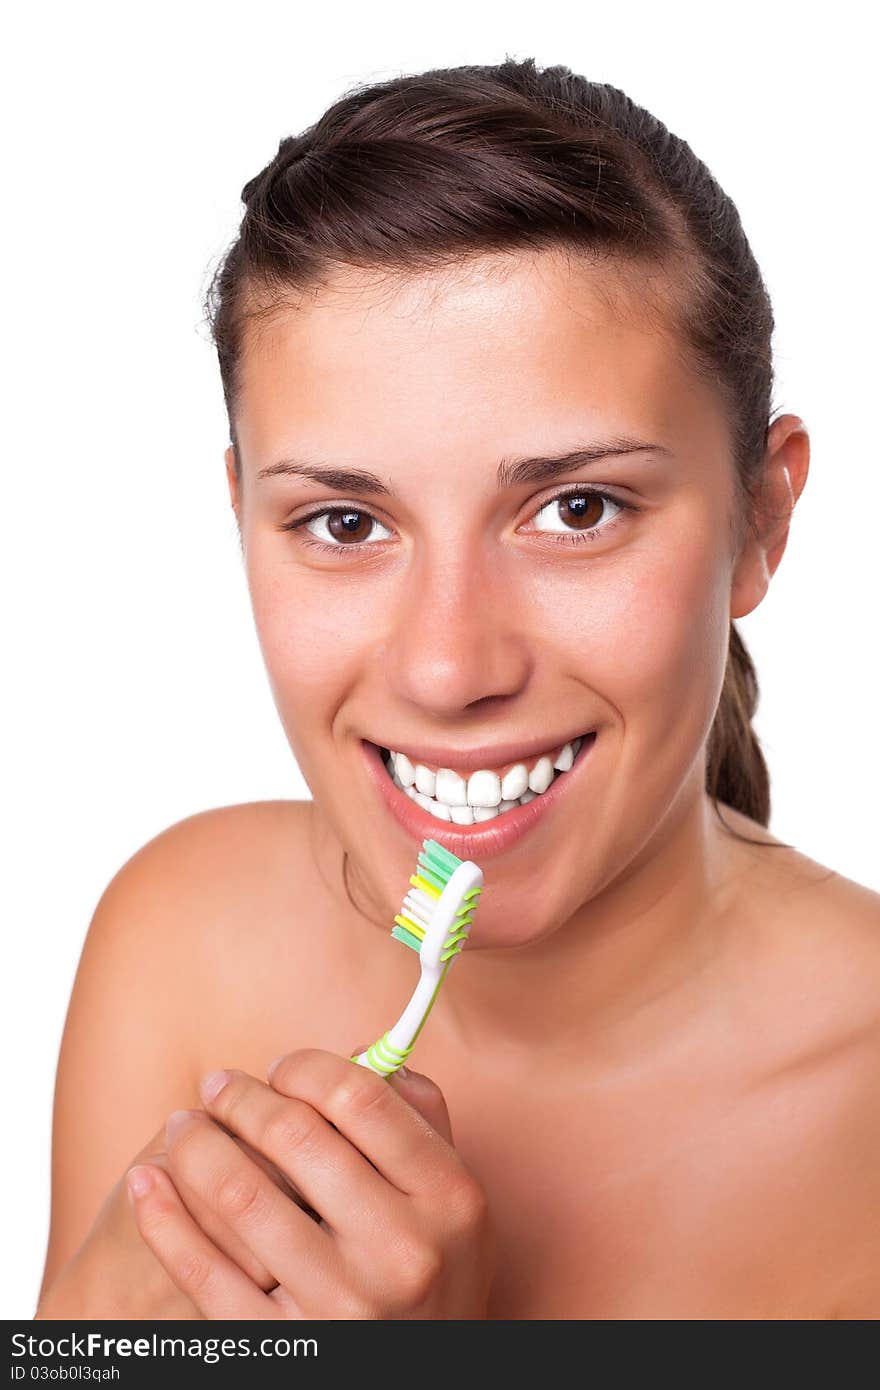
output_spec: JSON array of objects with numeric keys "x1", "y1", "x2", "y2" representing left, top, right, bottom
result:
[
  {"x1": 390, "y1": 839, "x2": 482, "y2": 958},
  {"x1": 391, "y1": 922, "x2": 423, "y2": 953},
  {"x1": 410, "y1": 872, "x2": 442, "y2": 899}
]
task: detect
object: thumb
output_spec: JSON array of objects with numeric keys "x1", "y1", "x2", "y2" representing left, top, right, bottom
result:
[
  {"x1": 350, "y1": 1043, "x2": 455, "y2": 1145},
  {"x1": 387, "y1": 1066, "x2": 456, "y2": 1146}
]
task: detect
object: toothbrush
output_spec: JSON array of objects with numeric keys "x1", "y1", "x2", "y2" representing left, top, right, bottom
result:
[{"x1": 351, "y1": 838, "x2": 484, "y2": 1076}]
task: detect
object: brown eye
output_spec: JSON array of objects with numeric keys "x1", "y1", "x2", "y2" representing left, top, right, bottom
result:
[
  {"x1": 557, "y1": 495, "x2": 604, "y2": 529},
  {"x1": 527, "y1": 488, "x2": 627, "y2": 539},
  {"x1": 326, "y1": 509, "x2": 374, "y2": 543},
  {"x1": 284, "y1": 506, "x2": 395, "y2": 549}
]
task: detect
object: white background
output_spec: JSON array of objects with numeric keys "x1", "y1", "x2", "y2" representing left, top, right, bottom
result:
[{"x1": 3, "y1": 0, "x2": 877, "y2": 1320}]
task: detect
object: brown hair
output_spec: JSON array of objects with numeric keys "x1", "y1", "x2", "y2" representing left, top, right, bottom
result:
[{"x1": 204, "y1": 56, "x2": 791, "y2": 843}]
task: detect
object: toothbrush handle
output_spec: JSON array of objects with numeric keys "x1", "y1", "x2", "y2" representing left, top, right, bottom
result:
[
  {"x1": 351, "y1": 1035, "x2": 413, "y2": 1074},
  {"x1": 352, "y1": 963, "x2": 449, "y2": 1075}
]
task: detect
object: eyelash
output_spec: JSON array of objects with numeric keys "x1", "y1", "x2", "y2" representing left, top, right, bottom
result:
[{"x1": 278, "y1": 486, "x2": 640, "y2": 556}]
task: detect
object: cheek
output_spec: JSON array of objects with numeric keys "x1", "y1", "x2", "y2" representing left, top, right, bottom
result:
[
  {"x1": 610, "y1": 552, "x2": 725, "y2": 706},
  {"x1": 244, "y1": 553, "x2": 381, "y2": 714},
  {"x1": 537, "y1": 522, "x2": 731, "y2": 735}
]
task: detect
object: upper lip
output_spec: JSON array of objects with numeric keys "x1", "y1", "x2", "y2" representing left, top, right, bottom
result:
[{"x1": 365, "y1": 730, "x2": 595, "y2": 775}]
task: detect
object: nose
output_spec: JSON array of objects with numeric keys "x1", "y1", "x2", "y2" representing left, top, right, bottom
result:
[{"x1": 380, "y1": 546, "x2": 534, "y2": 717}]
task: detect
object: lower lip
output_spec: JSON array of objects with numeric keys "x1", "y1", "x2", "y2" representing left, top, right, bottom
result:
[{"x1": 361, "y1": 734, "x2": 598, "y2": 861}]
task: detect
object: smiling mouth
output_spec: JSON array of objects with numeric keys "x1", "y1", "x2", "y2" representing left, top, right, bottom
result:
[{"x1": 372, "y1": 733, "x2": 595, "y2": 826}]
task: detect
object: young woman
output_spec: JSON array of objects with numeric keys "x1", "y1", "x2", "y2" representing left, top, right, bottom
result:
[{"x1": 35, "y1": 58, "x2": 880, "y2": 1321}]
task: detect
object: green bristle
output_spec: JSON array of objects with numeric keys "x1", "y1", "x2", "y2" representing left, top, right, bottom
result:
[
  {"x1": 414, "y1": 863, "x2": 447, "y2": 894},
  {"x1": 421, "y1": 839, "x2": 463, "y2": 881},
  {"x1": 391, "y1": 924, "x2": 423, "y2": 953}
]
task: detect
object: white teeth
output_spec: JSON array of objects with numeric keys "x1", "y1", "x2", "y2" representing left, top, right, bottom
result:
[
  {"x1": 435, "y1": 768, "x2": 468, "y2": 807},
  {"x1": 414, "y1": 764, "x2": 436, "y2": 797},
  {"x1": 467, "y1": 770, "x2": 502, "y2": 808},
  {"x1": 528, "y1": 756, "x2": 555, "y2": 794},
  {"x1": 386, "y1": 734, "x2": 592, "y2": 825},
  {"x1": 394, "y1": 751, "x2": 416, "y2": 787},
  {"x1": 553, "y1": 742, "x2": 574, "y2": 772},
  {"x1": 501, "y1": 763, "x2": 529, "y2": 801}
]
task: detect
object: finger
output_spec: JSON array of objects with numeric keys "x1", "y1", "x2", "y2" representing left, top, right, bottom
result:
[
  {"x1": 137, "y1": 1123, "x2": 286, "y2": 1293},
  {"x1": 227, "y1": 1132, "x2": 323, "y2": 1224},
  {"x1": 164, "y1": 1109, "x2": 352, "y2": 1308},
  {"x1": 125, "y1": 1121, "x2": 287, "y2": 1291},
  {"x1": 126, "y1": 1162, "x2": 280, "y2": 1320},
  {"x1": 348, "y1": 1046, "x2": 454, "y2": 1143},
  {"x1": 199, "y1": 1069, "x2": 399, "y2": 1240},
  {"x1": 267, "y1": 1049, "x2": 467, "y2": 1200},
  {"x1": 129, "y1": 1122, "x2": 171, "y2": 1166},
  {"x1": 148, "y1": 1147, "x2": 280, "y2": 1294},
  {"x1": 385, "y1": 1067, "x2": 455, "y2": 1144}
]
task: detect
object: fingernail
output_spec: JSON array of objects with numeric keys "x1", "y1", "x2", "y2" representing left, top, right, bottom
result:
[
  {"x1": 199, "y1": 1069, "x2": 230, "y2": 1104},
  {"x1": 165, "y1": 1108, "x2": 197, "y2": 1143},
  {"x1": 267, "y1": 1054, "x2": 285, "y2": 1081},
  {"x1": 126, "y1": 1165, "x2": 154, "y2": 1200},
  {"x1": 396, "y1": 1065, "x2": 410, "y2": 1078}
]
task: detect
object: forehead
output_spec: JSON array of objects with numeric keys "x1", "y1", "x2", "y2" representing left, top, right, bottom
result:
[{"x1": 233, "y1": 249, "x2": 720, "y2": 467}]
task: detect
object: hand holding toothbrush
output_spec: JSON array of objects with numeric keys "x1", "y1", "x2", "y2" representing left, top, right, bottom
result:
[
  {"x1": 125, "y1": 1049, "x2": 495, "y2": 1319},
  {"x1": 123, "y1": 838, "x2": 492, "y2": 1318}
]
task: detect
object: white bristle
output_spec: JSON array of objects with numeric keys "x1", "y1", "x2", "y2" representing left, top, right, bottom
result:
[
  {"x1": 402, "y1": 894, "x2": 433, "y2": 928},
  {"x1": 407, "y1": 887, "x2": 435, "y2": 912}
]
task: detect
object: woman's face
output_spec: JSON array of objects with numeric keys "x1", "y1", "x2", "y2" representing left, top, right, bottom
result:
[{"x1": 227, "y1": 249, "x2": 755, "y2": 947}]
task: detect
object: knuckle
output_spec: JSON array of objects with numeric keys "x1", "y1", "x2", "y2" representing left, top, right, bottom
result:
[
  {"x1": 335, "y1": 1285, "x2": 380, "y2": 1320},
  {"x1": 268, "y1": 1048, "x2": 324, "y2": 1094},
  {"x1": 444, "y1": 1170, "x2": 490, "y2": 1234},
  {"x1": 264, "y1": 1101, "x2": 323, "y2": 1159},
  {"x1": 394, "y1": 1239, "x2": 443, "y2": 1304},
  {"x1": 170, "y1": 1248, "x2": 215, "y2": 1299},
  {"x1": 331, "y1": 1073, "x2": 394, "y2": 1122},
  {"x1": 213, "y1": 1169, "x2": 265, "y2": 1223}
]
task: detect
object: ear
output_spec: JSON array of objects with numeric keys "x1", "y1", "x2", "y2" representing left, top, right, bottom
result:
[
  {"x1": 224, "y1": 444, "x2": 240, "y2": 519},
  {"x1": 730, "y1": 414, "x2": 810, "y2": 620}
]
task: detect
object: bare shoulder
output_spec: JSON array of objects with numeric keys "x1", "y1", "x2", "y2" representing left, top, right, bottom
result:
[
  {"x1": 143, "y1": 798, "x2": 397, "y2": 1067},
  {"x1": 130, "y1": 796, "x2": 314, "y2": 891},
  {"x1": 94, "y1": 797, "x2": 320, "y2": 1034},
  {"x1": 725, "y1": 799, "x2": 880, "y2": 1036},
  {"x1": 716, "y1": 798, "x2": 880, "y2": 939},
  {"x1": 125, "y1": 798, "x2": 330, "y2": 1056},
  {"x1": 38, "y1": 799, "x2": 316, "y2": 1302},
  {"x1": 716, "y1": 803, "x2": 880, "y2": 1315}
]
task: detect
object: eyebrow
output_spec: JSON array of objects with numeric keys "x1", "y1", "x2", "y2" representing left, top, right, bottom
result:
[{"x1": 256, "y1": 436, "x2": 671, "y2": 494}]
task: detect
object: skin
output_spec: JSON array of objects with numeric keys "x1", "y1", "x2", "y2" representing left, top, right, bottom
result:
[
  {"x1": 226, "y1": 246, "x2": 805, "y2": 1031},
  {"x1": 36, "y1": 248, "x2": 880, "y2": 1319}
]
